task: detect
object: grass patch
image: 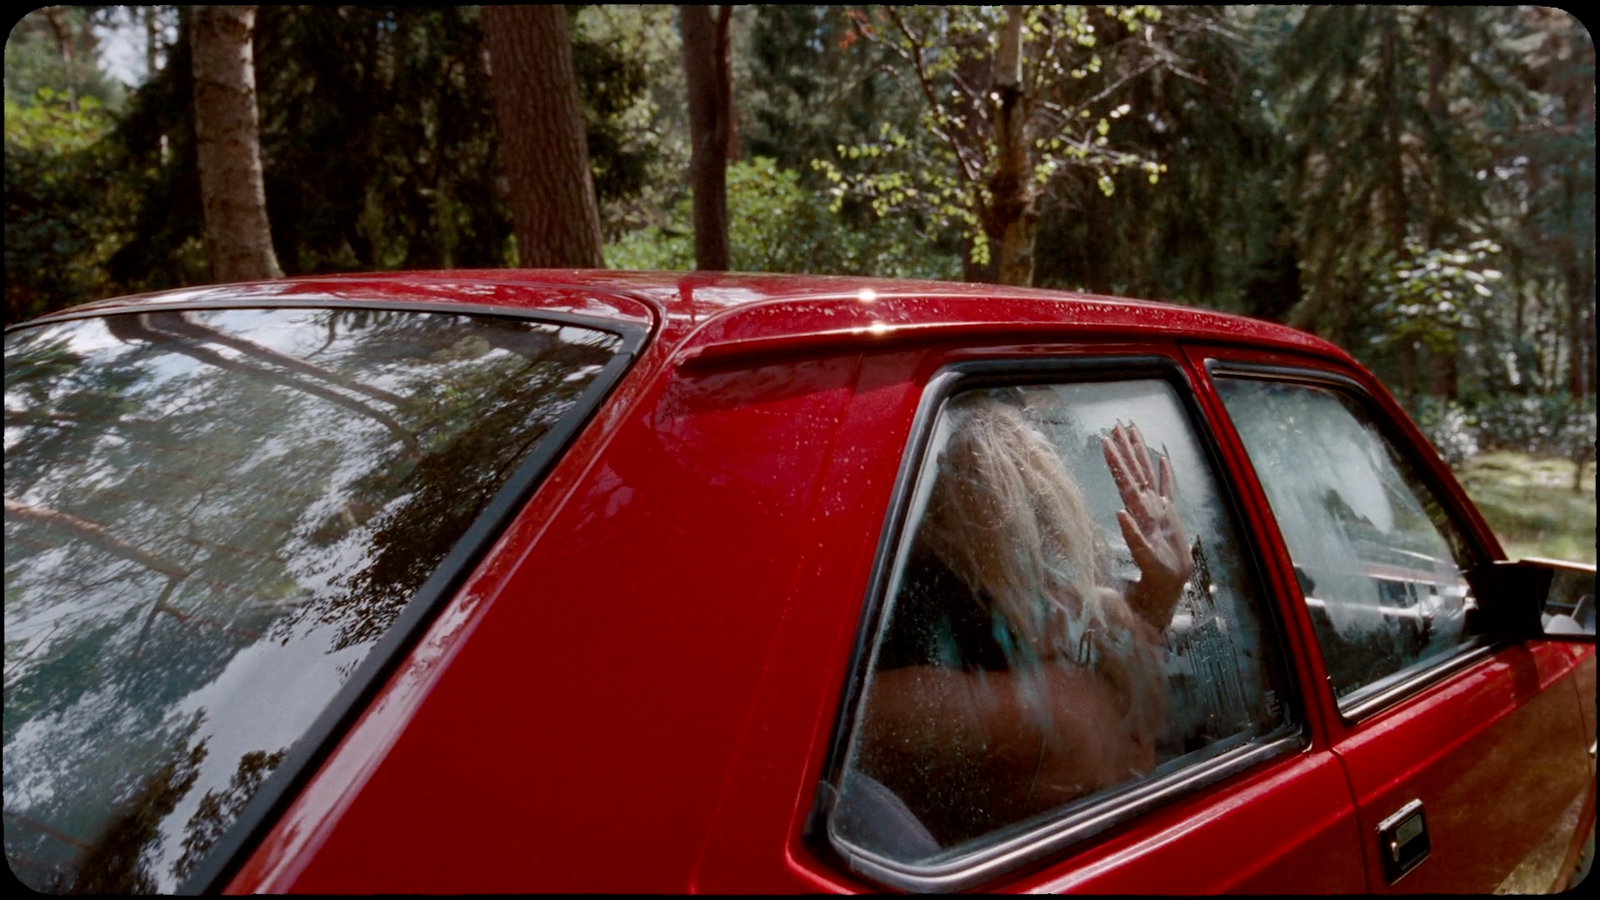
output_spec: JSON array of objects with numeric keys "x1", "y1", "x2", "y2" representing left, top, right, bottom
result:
[{"x1": 1451, "y1": 451, "x2": 1597, "y2": 564}]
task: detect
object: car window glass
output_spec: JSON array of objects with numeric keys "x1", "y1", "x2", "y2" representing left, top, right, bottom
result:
[
  {"x1": 3, "y1": 308, "x2": 622, "y2": 893},
  {"x1": 830, "y1": 379, "x2": 1292, "y2": 874},
  {"x1": 1213, "y1": 378, "x2": 1483, "y2": 709}
]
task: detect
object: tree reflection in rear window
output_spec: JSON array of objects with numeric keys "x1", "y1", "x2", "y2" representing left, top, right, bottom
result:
[{"x1": 3, "y1": 307, "x2": 623, "y2": 892}]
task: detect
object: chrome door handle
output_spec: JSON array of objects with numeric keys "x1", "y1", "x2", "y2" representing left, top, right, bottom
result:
[{"x1": 1376, "y1": 799, "x2": 1430, "y2": 884}]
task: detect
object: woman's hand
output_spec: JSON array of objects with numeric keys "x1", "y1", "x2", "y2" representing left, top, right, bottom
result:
[{"x1": 1102, "y1": 421, "x2": 1193, "y2": 630}]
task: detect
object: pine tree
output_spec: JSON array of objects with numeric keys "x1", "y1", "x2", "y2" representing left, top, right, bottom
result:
[{"x1": 483, "y1": 5, "x2": 606, "y2": 269}]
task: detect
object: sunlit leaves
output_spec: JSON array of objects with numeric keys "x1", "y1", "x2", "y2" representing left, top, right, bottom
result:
[
  {"x1": 817, "y1": 5, "x2": 1167, "y2": 270},
  {"x1": 4, "y1": 88, "x2": 128, "y2": 323},
  {"x1": 606, "y1": 156, "x2": 961, "y2": 279},
  {"x1": 1370, "y1": 240, "x2": 1504, "y2": 353}
]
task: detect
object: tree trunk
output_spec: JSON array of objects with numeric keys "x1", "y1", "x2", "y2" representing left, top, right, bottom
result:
[
  {"x1": 1286, "y1": 227, "x2": 1337, "y2": 334},
  {"x1": 1561, "y1": 112, "x2": 1593, "y2": 399},
  {"x1": 1379, "y1": 10, "x2": 1407, "y2": 256},
  {"x1": 1511, "y1": 248, "x2": 1525, "y2": 352},
  {"x1": 1398, "y1": 341, "x2": 1417, "y2": 411},
  {"x1": 990, "y1": 6, "x2": 1036, "y2": 286},
  {"x1": 42, "y1": 8, "x2": 81, "y2": 112},
  {"x1": 681, "y1": 5, "x2": 734, "y2": 271},
  {"x1": 483, "y1": 5, "x2": 606, "y2": 269},
  {"x1": 1423, "y1": 10, "x2": 1453, "y2": 248},
  {"x1": 145, "y1": 7, "x2": 163, "y2": 79},
  {"x1": 1566, "y1": 254, "x2": 1590, "y2": 398},
  {"x1": 191, "y1": 6, "x2": 283, "y2": 283}
]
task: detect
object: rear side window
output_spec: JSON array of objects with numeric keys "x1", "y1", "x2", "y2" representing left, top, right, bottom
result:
[
  {"x1": 827, "y1": 377, "x2": 1294, "y2": 888},
  {"x1": 1213, "y1": 378, "x2": 1485, "y2": 711},
  {"x1": 3, "y1": 307, "x2": 626, "y2": 892}
]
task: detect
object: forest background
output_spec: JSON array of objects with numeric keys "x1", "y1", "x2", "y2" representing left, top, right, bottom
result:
[{"x1": 5, "y1": 5, "x2": 1595, "y2": 559}]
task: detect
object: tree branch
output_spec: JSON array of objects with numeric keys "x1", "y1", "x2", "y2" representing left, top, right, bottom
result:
[
  {"x1": 886, "y1": 7, "x2": 983, "y2": 187},
  {"x1": 5, "y1": 497, "x2": 190, "y2": 579}
]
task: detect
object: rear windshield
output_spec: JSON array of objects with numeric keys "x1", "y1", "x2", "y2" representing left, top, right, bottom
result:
[{"x1": 4, "y1": 307, "x2": 624, "y2": 892}]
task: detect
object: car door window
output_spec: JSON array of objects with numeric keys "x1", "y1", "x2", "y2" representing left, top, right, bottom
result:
[
  {"x1": 1213, "y1": 378, "x2": 1485, "y2": 711},
  {"x1": 826, "y1": 376, "x2": 1295, "y2": 888}
]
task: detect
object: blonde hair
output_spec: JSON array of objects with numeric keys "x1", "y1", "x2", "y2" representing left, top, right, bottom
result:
[{"x1": 918, "y1": 395, "x2": 1165, "y2": 742}]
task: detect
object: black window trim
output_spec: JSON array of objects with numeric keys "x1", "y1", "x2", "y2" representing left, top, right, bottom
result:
[
  {"x1": 807, "y1": 355, "x2": 1307, "y2": 893},
  {"x1": 1204, "y1": 360, "x2": 1502, "y2": 725},
  {"x1": 7, "y1": 299, "x2": 647, "y2": 894}
]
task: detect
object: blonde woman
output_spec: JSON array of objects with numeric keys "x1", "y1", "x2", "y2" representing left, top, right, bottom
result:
[{"x1": 856, "y1": 395, "x2": 1192, "y2": 848}]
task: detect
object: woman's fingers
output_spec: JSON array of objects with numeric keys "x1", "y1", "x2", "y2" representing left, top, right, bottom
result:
[
  {"x1": 1103, "y1": 425, "x2": 1141, "y2": 493},
  {"x1": 1102, "y1": 426, "x2": 1131, "y2": 490},
  {"x1": 1126, "y1": 423, "x2": 1157, "y2": 489},
  {"x1": 1106, "y1": 422, "x2": 1188, "y2": 569},
  {"x1": 1104, "y1": 422, "x2": 1166, "y2": 532},
  {"x1": 1097, "y1": 422, "x2": 1193, "y2": 630},
  {"x1": 1117, "y1": 509, "x2": 1154, "y2": 567}
]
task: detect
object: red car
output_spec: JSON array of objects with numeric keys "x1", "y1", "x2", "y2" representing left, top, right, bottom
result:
[{"x1": 4, "y1": 272, "x2": 1594, "y2": 894}]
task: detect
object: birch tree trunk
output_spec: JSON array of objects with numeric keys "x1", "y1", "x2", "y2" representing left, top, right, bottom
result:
[
  {"x1": 482, "y1": 5, "x2": 606, "y2": 269},
  {"x1": 191, "y1": 6, "x2": 283, "y2": 282},
  {"x1": 680, "y1": 5, "x2": 734, "y2": 271}
]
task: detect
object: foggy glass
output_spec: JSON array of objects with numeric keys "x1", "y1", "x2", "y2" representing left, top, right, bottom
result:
[
  {"x1": 3, "y1": 308, "x2": 621, "y2": 892},
  {"x1": 832, "y1": 380, "x2": 1291, "y2": 864},
  {"x1": 1215, "y1": 379, "x2": 1481, "y2": 707}
]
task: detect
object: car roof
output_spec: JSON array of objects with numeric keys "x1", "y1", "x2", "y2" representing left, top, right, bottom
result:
[{"x1": 23, "y1": 269, "x2": 1351, "y2": 367}]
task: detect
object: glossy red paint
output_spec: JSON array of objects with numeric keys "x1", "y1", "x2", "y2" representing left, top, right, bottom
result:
[
  {"x1": 1192, "y1": 340, "x2": 1597, "y2": 894},
  {"x1": 1332, "y1": 640, "x2": 1592, "y2": 893},
  {"x1": 25, "y1": 271, "x2": 1586, "y2": 893},
  {"x1": 47, "y1": 269, "x2": 1343, "y2": 368},
  {"x1": 234, "y1": 345, "x2": 874, "y2": 891},
  {"x1": 1025, "y1": 750, "x2": 1365, "y2": 894}
]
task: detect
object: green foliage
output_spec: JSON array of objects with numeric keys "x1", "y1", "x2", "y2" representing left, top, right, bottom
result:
[
  {"x1": 4, "y1": 88, "x2": 127, "y2": 323},
  {"x1": 606, "y1": 156, "x2": 960, "y2": 278},
  {"x1": 247, "y1": 7, "x2": 510, "y2": 274},
  {"x1": 1368, "y1": 240, "x2": 1503, "y2": 355},
  {"x1": 1275, "y1": 8, "x2": 1536, "y2": 336},
  {"x1": 1469, "y1": 394, "x2": 1596, "y2": 458},
  {"x1": 1414, "y1": 391, "x2": 1595, "y2": 484},
  {"x1": 570, "y1": 5, "x2": 686, "y2": 239},
  {"x1": 1032, "y1": 7, "x2": 1294, "y2": 308},
  {"x1": 8, "y1": 6, "x2": 684, "y2": 314},
  {"x1": 1262, "y1": 6, "x2": 1593, "y2": 408},
  {"x1": 601, "y1": 215, "x2": 690, "y2": 272},
  {"x1": 1454, "y1": 452, "x2": 1596, "y2": 563},
  {"x1": 1412, "y1": 396, "x2": 1479, "y2": 465},
  {"x1": 4, "y1": 7, "x2": 126, "y2": 111},
  {"x1": 813, "y1": 122, "x2": 991, "y2": 265},
  {"x1": 2, "y1": 4, "x2": 1592, "y2": 409},
  {"x1": 814, "y1": 5, "x2": 1169, "y2": 269},
  {"x1": 743, "y1": 7, "x2": 914, "y2": 189},
  {"x1": 3, "y1": 87, "x2": 109, "y2": 154}
]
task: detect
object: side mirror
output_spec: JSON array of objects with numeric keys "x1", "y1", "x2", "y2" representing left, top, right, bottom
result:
[
  {"x1": 1466, "y1": 558, "x2": 1596, "y2": 642},
  {"x1": 1538, "y1": 559, "x2": 1597, "y2": 638}
]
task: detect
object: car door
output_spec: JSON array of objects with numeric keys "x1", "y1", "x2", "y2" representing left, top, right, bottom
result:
[
  {"x1": 751, "y1": 344, "x2": 1369, "y2": 893},
  {"x1": 1201, "y1": 352, "x2": 1595, "y2": 893}
]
